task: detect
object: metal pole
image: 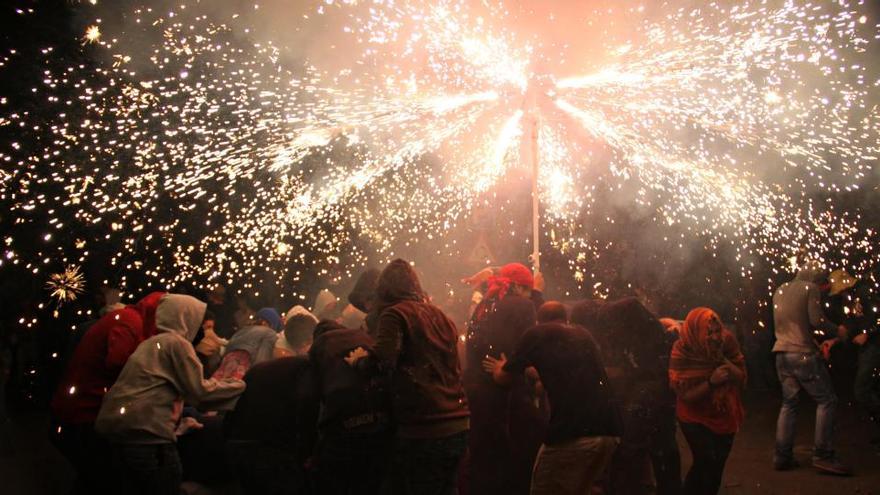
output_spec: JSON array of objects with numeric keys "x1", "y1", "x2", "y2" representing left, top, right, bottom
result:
[{"x1": 530, "y1": 114, "x2": 540, "y2": 273}]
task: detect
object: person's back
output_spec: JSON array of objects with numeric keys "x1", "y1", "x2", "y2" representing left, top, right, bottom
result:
[
  {"x1": 379, "y1": 299, "x2": 470, "y2": 434},
  {"x1": 95, "y1": 294, "x2": 245, "y2": 495},
  {"x1": 491, "y1": 322, "x2": 622, "y2": 495},
  {"x1": 772, "y1": 264, "x2": 836, "y2": 353},
  {"x1": 310, "y1": 323, "x2": 390, "y2": 436},
  {"x1": 223, "y1": 356, "x2": 317, "y2": 495},
  {"x1": 310, "y1": 322, "x2": 391, "y2": 495},
  {"x1": 52, "y1": 292, "x2": 165, "y2": 424},
  {"x1": 224, "y1": 357, "x2": 317, "y2": 452},
  {"x1": 373, "y1": 259, "x2": 469, "y2": 495},
  {"x1": 212, "y1": 324, "x2": 277, "y2": 380},
  {"x1": 505, "y1": 323, "x2": 620, "y2": 444}
]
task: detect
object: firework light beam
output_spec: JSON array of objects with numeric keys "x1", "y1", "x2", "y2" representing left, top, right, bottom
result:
[{"x1": 0, "y1": 0, "x2": 878, "y2": 310}]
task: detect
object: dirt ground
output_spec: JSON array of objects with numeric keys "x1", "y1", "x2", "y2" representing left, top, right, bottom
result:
[{"x1": 1, "y1": 390, "x2": 878, "y2": 495}]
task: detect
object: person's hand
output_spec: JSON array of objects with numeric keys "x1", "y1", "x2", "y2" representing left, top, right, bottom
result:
[
  {"x1": 196, "y1": 334, "x2": 222, "y2": 357},
  {"x1": 482, "y1": 353, "x2": 507, "y2": 375},
  {"x1": 344, "y1": 346, "x2": 369, "y2": 366},
  {"x1": 820, "y1": 338, "x2": 838, "y2": 360},
  {"x1": 534, "y1": 271, "x2": 546, "y2": 293},
  {"x1": 852, "y1": 333, "x2": 869, "y2": 346},
  {"x1": 709, "y1": 366, "x2": 730, "y2": 386},
  {"x1": 174, "y1": 416, "x2": 204, "y2": 437},
  {"x1": 462, "y1": 268, "x2": 494, "y2": 288}
]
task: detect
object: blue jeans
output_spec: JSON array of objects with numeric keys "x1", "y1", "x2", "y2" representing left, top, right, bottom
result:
[{"x1": 774, "y1": 352, "x2": 837, "y2": 462}]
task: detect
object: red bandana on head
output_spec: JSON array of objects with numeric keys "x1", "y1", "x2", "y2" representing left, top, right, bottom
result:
[{"x1": 485, "y1": 263, "x2": 534, "y2": 301}]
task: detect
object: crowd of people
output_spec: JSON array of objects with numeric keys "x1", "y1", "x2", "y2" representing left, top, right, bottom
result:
[{"x1": 44, "y1": 258, "x2": 878, "y2": 495}]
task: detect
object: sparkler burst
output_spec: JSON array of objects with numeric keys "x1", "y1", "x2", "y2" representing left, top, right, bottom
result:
[
  {"x1": 46, "y1": 265, "x2": 86, "y2": 306},
  {"x1": 1, "y1": 0, "x2": 878, "y2": 303}
]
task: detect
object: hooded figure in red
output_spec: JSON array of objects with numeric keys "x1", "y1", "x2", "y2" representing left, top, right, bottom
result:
[{"x1": 52, "y1": 291, "x2": 166, "y2": 424}]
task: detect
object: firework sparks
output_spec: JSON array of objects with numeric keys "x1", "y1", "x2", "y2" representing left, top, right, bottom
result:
[
  {"x1": 0, "y1": 0, "x2": 878, "y2": 303},
  {"x1": 46, "y1": 265, "x2": 86, "y2": 306},
  {"x1": 83, "y1": 25, "x2": 101, "y2": 44}
]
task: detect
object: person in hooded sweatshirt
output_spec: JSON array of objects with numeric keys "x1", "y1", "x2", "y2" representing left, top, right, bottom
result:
[
  {"x1": 50, "y1": 291, "x2": 166, "y2": 495},
  {"x1": 212, "y1": 307, "x2": 283, "y2": 380},
  {"x1": 772, "y1": 261, "x2": 851, "y2": 474},
  {"x1": 95, "y1": 294, "x2": 245, "y2": 495},
  {"x1": 464, "y1": 262, "x2": 538, "y2": 495},
  {"x1": 309, "y1": 319, "x2": 392, "y2": 494},
  {"x1": 372, "y1": 259, "x2": 470, "y2": 495}
]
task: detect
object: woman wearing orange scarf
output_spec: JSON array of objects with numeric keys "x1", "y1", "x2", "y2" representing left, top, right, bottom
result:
[{"x1": 669, "y1": 308, "x2": 746, "y2": 495}]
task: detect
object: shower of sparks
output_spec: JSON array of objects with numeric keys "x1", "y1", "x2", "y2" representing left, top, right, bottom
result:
[
  {"x1": 0, "y1": 0, "x2": 879, "y2": 304},
  {"x1": 46, "y1": 265, "x2": 86, "y2": 306},
  {"x1": 83, "y1": 25, "x2": 101, "y2": 44}
]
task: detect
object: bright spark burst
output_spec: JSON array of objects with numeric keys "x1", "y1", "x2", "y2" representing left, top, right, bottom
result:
[
  {"x1": 1, "y1": 0, "x2": 878, "y2": 300},
  {"x1": 46, "y1": 265, "x2": 86, "y2": 305},
  {"x1": 83, "y1": 25, "x2": 101, "y2": 44}
]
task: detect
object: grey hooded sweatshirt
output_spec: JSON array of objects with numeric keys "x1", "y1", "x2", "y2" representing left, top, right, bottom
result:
[
  {"x1": 96, "y1": 294, "x2": 246, "y2": 444},
  {"x1": 772, "y1": 263, "x2": 838, "y2": 354}
]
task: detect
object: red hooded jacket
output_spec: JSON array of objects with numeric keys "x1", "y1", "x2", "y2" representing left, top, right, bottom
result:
[{"x1": 51, "y1": 292, "x2": 166, "y2": 424}]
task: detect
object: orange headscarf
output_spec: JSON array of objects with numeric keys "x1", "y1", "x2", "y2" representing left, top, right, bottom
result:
[{"x1": 669, "y1": 307, "x2": 746, "y2": 434}]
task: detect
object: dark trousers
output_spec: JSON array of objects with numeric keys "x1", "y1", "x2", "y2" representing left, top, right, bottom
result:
[
  {"x1": 855, "y1": 342, "x2": 880, "y2": 421},
  {"x1": 227, "y1": 440, "x2": 308, "y2": 495},
  {"x1": 316, "y1": 432, "x2": 391, "y2": 495},
  {"x1": 679, "y1": 422, "x2": 734, "y2": 495},
  {"x1": 389, "y1": 431, "x2": 468, "y2": 495},
  {"x1": 609, "y1": 403, "x2": 681, "y2": 495},
  {"x1": 112, "y1": 443, "x2": 182, "y2": 495},
  {"x1": 50, "y1": 421, "x2": 115, "y2": 495},
  {"x1": 651, "y1": 406, "x2": 683, "y2": 495}
]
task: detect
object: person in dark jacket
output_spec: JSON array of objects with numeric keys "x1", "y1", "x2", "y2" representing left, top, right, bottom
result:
[
  {"x1": 50, "y1": 291, "x2": 166, "y2": 495},
  {"x1": 310, "y1": 320, "x2": 392, "y2": 494},
  {"x1": 483, "y1": 321, "x2": 622, "y2": 495},
  {"x1": 224, "y1": 356, "x2": 319, "y2": 495},
  {"x1": 373, "y1": 259, "x2": 470, "y2": 495},
  {"x1": 464, "y1": 262, "x2": 539, "y2": 495},
  {"x1": 572, "y1": 297, "x2": 682, "y2": 495}
]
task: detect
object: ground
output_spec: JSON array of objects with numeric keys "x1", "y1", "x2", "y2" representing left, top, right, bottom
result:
[{"x1": 1, "y1": 391, "x2": 878, "y2": 494}]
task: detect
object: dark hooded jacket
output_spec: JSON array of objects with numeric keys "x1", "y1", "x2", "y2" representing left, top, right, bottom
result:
[
  {"x1": 373, "y1": 259, "x2": 469, "y2": 438},
  {"x1": 309, "y1": 320, "x2": 391, "y2": 437},
  {"x1": 773, "y1": 263, "x2": 837, "y2": 354},
  {"x1": 51, "y1": 291, "x2": 166, "y2": 424}
]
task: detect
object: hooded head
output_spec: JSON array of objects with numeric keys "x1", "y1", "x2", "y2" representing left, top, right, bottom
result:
[
  {"x1": 285, "y1": 305, "x2": 318, "y2": 324},
  {"x1": 376, "y1": 259, "x2": 425, "y2": 306},
  {"x1": 679, "y1": 307, "x2": 725, "y2": 360},
  {"x1": 255, "y1": 307, "x2": 283, "y2": 332},
  {"x1": 313, "y1": 289, "x2": 339, "y2": 320},
  {"x1": 795, "y1": 260, "x2": 827, "y2": 284},
  {"x1": 349, "y1": 268, "x2": 381, "y2": 313},
  {"x1": 155, "y1": 294, "x2": 207, "y2": 342}
]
